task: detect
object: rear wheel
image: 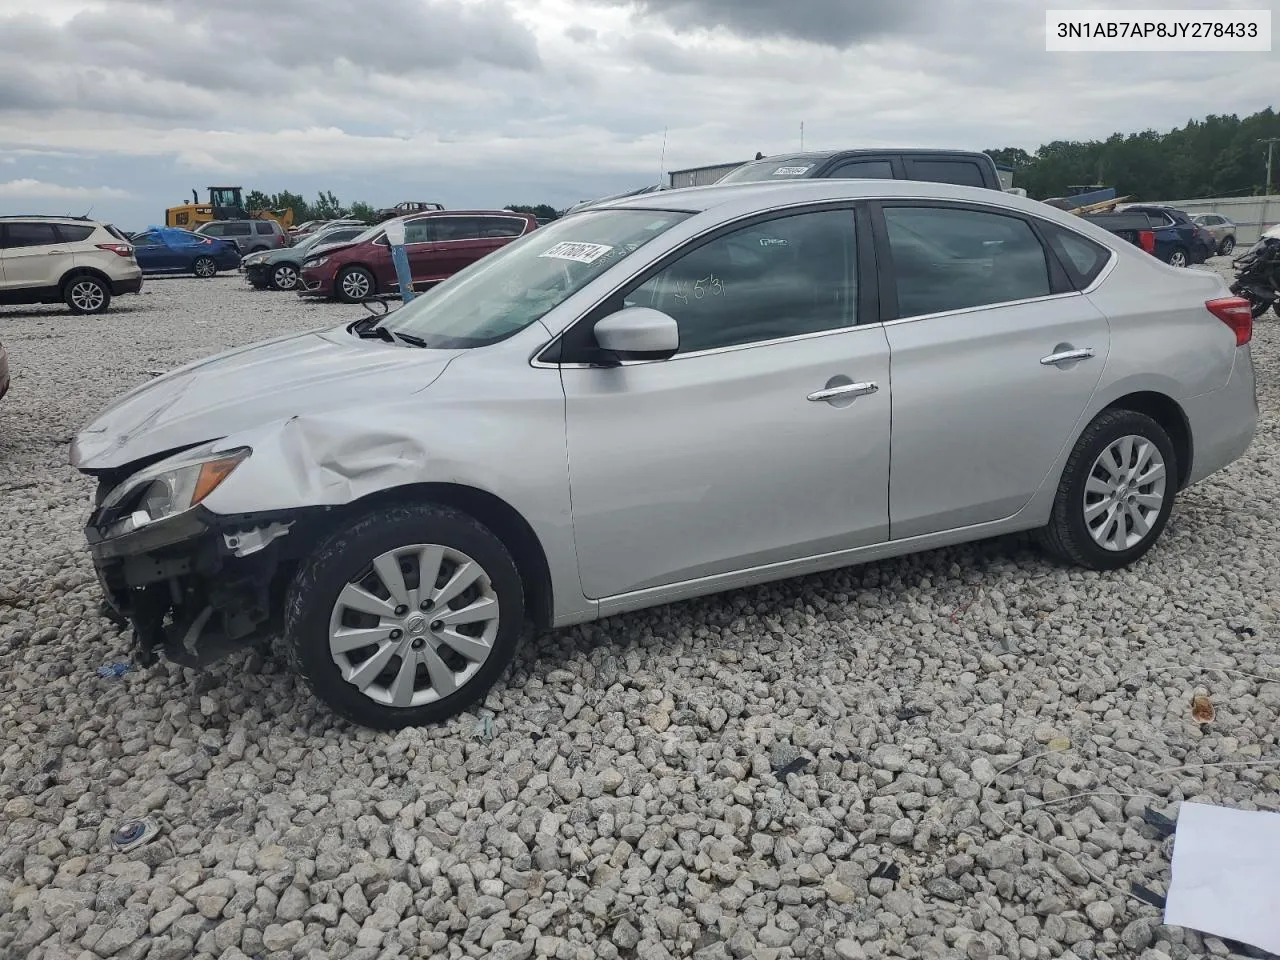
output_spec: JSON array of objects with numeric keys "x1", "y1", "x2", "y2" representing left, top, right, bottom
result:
[
  {"x1": 285, "y1": 503, "x2": 525, "y2": 729},
  {"x1": 193, "y1": 256, "x2": 217, "y2": 278},
  {"x1": 1168, "y1": 247, "x2": 1188, "y2": 268},
  {"x1": 1038, "y1": 409, "x2": 1176, "y2": 571},
  {"x1": 64, "y1": 276, "x2": 111, "y2": 314},
  {"x1": 337, "y1": 266, "x2": 375, "y2": 303},
  {"x1": 271, "y1": 263, "x2": 299, "y2": 290},
  {"x1": 1219, "y1": 236, "x2": 1235, "y2": 256}
]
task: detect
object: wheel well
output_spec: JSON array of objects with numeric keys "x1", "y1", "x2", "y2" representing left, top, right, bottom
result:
[
  {"x1": 59, "y1": 267, "x2": 111, "y2": 293},
  {"x1": 1104, "y1": 392, "x2": 1192, "y2": 488},
  {"x1": 325, "y1": 483, "x2": 554, "y2": 628}
]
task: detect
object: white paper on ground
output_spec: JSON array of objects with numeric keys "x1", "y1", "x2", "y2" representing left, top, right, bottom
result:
[{"x1": 1164, "y1": 800, "x2": 1280, "y2": 954}]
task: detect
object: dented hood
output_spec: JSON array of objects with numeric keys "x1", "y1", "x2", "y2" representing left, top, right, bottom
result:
[{"x1": 71, "y1": 326, "x2": 459, "y2": 470}]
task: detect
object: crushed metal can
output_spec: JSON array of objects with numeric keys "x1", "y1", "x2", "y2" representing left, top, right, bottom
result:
[{"x1": 110, "y1": 816, "x2": 162, "y2": 853}]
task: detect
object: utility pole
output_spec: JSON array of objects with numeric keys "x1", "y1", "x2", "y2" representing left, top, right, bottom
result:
[
  {"x1": 800, "y1": 122, "x2": 805, "y2": 151},
  {"x1": 1260, "y1": 138, "x2": 1280, "y2": 195}
]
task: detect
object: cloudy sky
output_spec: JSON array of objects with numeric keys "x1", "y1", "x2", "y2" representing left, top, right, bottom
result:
[{"x1": 0, "y1": 0, "x2": 1274, "y2": 229}]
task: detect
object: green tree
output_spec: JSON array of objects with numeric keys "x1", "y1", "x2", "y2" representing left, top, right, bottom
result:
[
  {"x1": 505, "y1": 203, "x2": 560, "y2": 221},
  {"x1": 347, "y1": 200, "x2": 378, "y2": 223},
  {"x1": 312, "y1": 190, "x2": 346, "y2": 219}
]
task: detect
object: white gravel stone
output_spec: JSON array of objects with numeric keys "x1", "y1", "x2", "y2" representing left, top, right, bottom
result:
[{"x1": 1, "y1": 266, "x2": 1278, "y2": 958}]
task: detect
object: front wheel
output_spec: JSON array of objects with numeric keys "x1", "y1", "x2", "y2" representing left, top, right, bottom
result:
[
  {"x1": 285, "y1": 503, "x2": 525, "y2": 729},
  {"x1": 336, "y1": 266, "x2": 375, "y2": 303},
  {"x1": 193, "y1": 256, "x2": 217, "y2": 279},
  {"x1": 65, "y1": 276, "x2": 111, "y2": 314},
  {"x1": 271, "y1": 263, "x2": 300, "y2": 290},
  {"x1": 1037, "y1": 409, "x2": 1176, "y2": 571},
  {"x1": 1167, "y1": 247, "x2": 1188, "y2": 268},
  {"x1": 1219, "y1": 236, "x2": 1235, "y2": 256}
]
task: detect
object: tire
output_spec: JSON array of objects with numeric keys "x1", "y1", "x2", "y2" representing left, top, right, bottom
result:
[
  {"x1": 1037, "y1": 409, "x2": 1177, "y2": 571},
  {"x1": 1167, "y1": 247, "x2": 1188, "y2": 268},
  {"x1": 285, "y1": 502, "x2": 525, "y2": 729},
  {"x1": 193, "y1": 256, "x2": 217, "y2": 279},
  {"x1": 1219, "y1": 236, "x2": 1235, "y2": 256},
  {"x1": 1248, "y1": 296, "x2": 1272, "y2": 320},
  {"x1": 271, "y1": 263, "x2": 300, "y2": 291},
  {"x1": 336, "y1": 266, "x2": 375, "y2": 303},
  {"x1": 64, "y1": 275, "x2": 111, "y2": 314}
]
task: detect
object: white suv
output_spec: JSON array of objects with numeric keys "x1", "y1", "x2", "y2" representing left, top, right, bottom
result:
[{"x1": 0, "y1": 216, "x2": 143, "y2": 314}]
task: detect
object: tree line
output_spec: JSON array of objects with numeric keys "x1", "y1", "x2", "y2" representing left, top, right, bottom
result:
[
  {"x1": 242, "y1": 189, "x2": 560, "y2": 224},
  {"x1": 986, "y1": 107, "x2": 1280, "y2": 200}
]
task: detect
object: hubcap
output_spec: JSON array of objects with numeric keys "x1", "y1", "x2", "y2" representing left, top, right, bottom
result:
[
  {"x1": 1083, "y1": 435, "x2": 1167, "y2": 552},
  {"x1": 275, "y1": 265, "x2": 298, "y2": 289},
  {"x1": 1170, "y1": 251, "x2": 1187, "y2": 267},
  {"x1": 195, "y1": 259, "x2": 214, "y2": 277},
  {"x1": 328, "y1": 544, "x2": 499, "y2": 708},
  {"x1": 70, "y1": 281, "x2": 104, "y2": 311},
  {"x1": 342, "y1": 272, "x2": 371, "y2": 299}
]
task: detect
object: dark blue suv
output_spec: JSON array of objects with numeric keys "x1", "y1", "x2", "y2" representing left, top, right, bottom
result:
[{"x1": 1120, "y1": 205, "x2": 1215, "y2": 268}]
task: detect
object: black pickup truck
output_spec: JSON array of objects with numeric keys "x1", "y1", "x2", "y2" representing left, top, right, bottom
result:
[{"x1": 1042, "y1": 201, "x2": 1156, "y2": 255}]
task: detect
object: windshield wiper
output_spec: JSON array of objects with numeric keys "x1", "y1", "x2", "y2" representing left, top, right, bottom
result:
[{"x1": 392, "y1": 331, "x2": 428, "y2": 348}]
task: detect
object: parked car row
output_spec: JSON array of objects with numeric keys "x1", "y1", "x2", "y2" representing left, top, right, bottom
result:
[{"x1": 238, "y1": 209, "x2": 540, "y2": 301}]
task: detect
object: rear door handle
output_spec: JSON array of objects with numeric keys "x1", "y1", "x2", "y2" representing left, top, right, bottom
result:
[
  {"x1": 1040, "y1": 348, "x2": 1095, "y2": 366},
  {"x1": 808, "y1": 381, "x2": 879, "y2": 402}
]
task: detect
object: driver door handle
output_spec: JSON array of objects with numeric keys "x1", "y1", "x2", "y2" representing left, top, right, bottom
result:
[
  {"x1": 808, "y1": 381, "x2": 879, "y2": 402},
  {"x1": 1040, "y1": 347, "x2": 1095, "y2": 366}
]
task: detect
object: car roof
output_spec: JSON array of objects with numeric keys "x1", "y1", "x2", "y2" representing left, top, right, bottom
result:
[
  {"x1": 0, "y1": 214, "x2": 102, "y2": 224},
  {"x1": 589, "y1": 177, "x2": 1016, "y2": 216}
]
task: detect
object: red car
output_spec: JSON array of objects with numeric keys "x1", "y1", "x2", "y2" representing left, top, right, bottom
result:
[{"x1": 298, "y1": 209, "x2": 537, "y2": 302}]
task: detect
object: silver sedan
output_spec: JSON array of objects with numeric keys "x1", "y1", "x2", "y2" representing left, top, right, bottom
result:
[{"x1": 72, "y1": 179, "x2": 1259, "y2": 728}]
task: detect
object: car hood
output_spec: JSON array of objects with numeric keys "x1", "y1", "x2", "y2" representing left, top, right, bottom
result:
[{"x1": 71, "y1": 326, "x2": 460, "y2": 470}]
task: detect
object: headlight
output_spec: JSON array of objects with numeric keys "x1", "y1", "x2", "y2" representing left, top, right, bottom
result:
[
  {"x1": 245, "y1": 254, "x2": 266, "y2": 265},
  {"x1": 101, "y1": 447, "x2": 250, "y2": 537},
  {"x1": 304, "y1": 257, "x2": 328, "y2": 268}
]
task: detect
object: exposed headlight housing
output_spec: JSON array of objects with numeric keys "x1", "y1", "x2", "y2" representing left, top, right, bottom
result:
[
  {"x1": 101, "y1": 446, "x2": 250, "y2": 538},
  {"x1": 304, "y1": 257, "x2": 328, "y2": 268}
]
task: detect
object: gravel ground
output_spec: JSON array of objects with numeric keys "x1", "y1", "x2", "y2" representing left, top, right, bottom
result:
[{"x1": 0, "y1": 263, "x2": 1277, "y2": 960}]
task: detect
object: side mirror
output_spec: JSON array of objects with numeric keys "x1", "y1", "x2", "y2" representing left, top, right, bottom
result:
[{"x1": 593, "y1": 307, "x2": 679, "y2": 364}]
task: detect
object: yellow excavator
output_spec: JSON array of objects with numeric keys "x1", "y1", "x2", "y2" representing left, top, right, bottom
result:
[{"x1": 164, "y1": 187, "x2": 295, "y2": 230}]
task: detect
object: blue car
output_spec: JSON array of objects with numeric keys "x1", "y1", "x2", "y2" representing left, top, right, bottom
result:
[
  {"x1": 130, "y1": 226, "x2": 241, "y2": 278},
  {"x1": 1120, "y1": 205, "x2": 1215, "y2": 268}
]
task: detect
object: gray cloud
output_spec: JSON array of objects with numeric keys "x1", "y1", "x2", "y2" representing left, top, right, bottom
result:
[{"x1": 596, "y1": 0, "x2": 924, "y2": 46}]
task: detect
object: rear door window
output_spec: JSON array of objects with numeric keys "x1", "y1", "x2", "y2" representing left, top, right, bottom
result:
[
  {"x1": 828, "y1": 159, "x2": 896, "y2": 179},
  {"x1": 477, "y1": 217, "x2": 528, "y2": 238},
  {"x1": 255, "y1": 222, "x2": 276, "y2": 235},
  {"x1": 2, "y1": 222, "x2": 60, "y2": 248},
  {"x1": 902, "y1": 159, "x2": 987, "y2": 188},
  {"x1": 223, "y1": 223, "x2": 253, "y2": 237},
  {"x1": 433, "y1": 217, "x2": 483, "y2": 242},
  {"x1": 882, "y1": 205, "x2": 1051, "y2": 318}
]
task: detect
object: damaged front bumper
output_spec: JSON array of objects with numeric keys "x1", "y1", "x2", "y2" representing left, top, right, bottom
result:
[{"x1": 86, "y1": 504, "x2": 308, "y2": 669}]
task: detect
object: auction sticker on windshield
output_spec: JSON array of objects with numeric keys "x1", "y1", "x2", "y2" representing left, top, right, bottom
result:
[
  {"x1": 772, "y1": 165, "x2": 813, "y2": 176},
  {"x1": 539, "y1": 241, "x2": 614, "y2": 264}
]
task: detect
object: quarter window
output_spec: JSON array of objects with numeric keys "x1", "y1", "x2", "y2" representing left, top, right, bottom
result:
[
  {"x1": 625, "y1": 209, "x2": 858, "y2": 354},
  {"x1": 883, "y1": 206, "x2": 1051, "y2": 318},
  {"x1": 1039, "y1": 221, "x2": 1111, "y2": 289},
  {"x1": 56, "y1": 224, "x2": 95, "y2": 242},
  {"x1": 903, "y1": 159, "x2": 987, "y2": 188},
  {"x1": 2, "y1": 222, "x2": 60, "y2": 248}
]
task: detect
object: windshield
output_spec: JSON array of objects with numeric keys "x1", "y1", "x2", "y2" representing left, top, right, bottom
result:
[
  {"x1": 345, "y1": 222, "x2": 387, "y2": 245},
  {"x1": 717, "y1": 157, "x2": 821, "y2": 183},
  {"x1": 378, "y1": 208, "x2": 691, "y2": 348}
]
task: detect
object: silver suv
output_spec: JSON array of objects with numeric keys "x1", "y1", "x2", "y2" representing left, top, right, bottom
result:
[
  {"x1": 194, "y1": 219, "x2": 286, "y2": 254},
  {"x1": 71, "y1": 179, "x2": 1258, "y2": 728},
  {"x1": 0, "y1": 216, "x2": 142, "y2": 314}
]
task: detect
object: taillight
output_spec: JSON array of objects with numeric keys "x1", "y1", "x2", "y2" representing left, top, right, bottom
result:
[
  {"x1": 1138, "y1": 230, "x2": 1155, "y2": 255},
  {"x1": 1206, "y1": 296, "x2": 1253, "y2": 346},
  {"x1": 96, "y1": 242, "x2": 133, "y2": 257}
]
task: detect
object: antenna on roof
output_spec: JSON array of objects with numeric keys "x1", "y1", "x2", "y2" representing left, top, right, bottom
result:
[{"x1": 658, "y1": 126, "x2": 668, "y2": 186}]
